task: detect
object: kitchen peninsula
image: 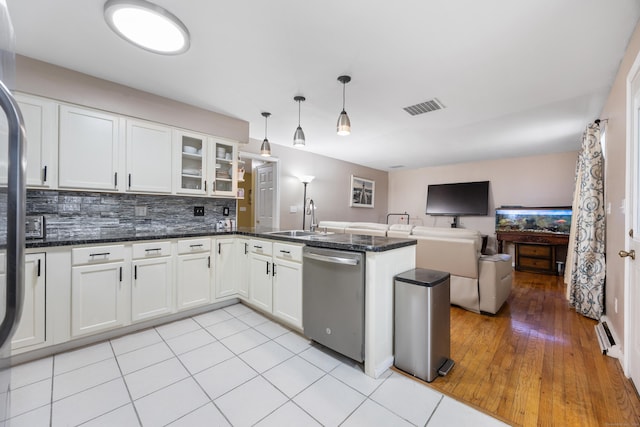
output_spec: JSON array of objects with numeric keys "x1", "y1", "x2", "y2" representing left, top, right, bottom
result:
[{"x1": 19, "y1": 229, "x2": 416, "y2": 378}]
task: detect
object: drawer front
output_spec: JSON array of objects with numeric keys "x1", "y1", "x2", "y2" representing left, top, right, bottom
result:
[
  {"x1": 518, "y1": 244, "x2": 551, "y2": 257},
  {"x1": 132, "y1": 241, "x2": 171, "y2": 259},
  {"x1": 177, "y1": 238, "x2": 211, "y2": 254},
  {"x1": 72, "y1": 245, "x2": 125, "y2": 266},
  {"x1": 519, "y1": 257, "x2": 552, "y2": 270},
  {"x1": 273, "y1": 242, "x2": 303, "y2": 262},
  {"x1": 249, "y1": 239, "x2": 273, "y2": 256}
]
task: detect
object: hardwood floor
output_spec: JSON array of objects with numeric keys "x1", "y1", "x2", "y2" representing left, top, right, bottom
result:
[{"x1": 406, "y1": 271, "x2": 640, "y2": 426}]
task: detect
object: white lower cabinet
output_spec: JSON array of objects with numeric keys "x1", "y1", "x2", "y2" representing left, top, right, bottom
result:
[
  {"x1": 272, "y1": 243, "x2": 303, "y2": 328},
  {"x1": 248, "y1": 239, "x2": 303, "y2": 328},
  {"x1": 70, "y1": 245, "x2": 127, "y2": 338},
  {"x1": 249, "y1": 240, "x2": 274, "y2": 312},
  {"x1": 214, "y1": 237, "x2": 236, "y2": 299},
  {"x1": 131, "y1": 242, "x2": 173, "y2": 322},
  {"x1": 176, "y1": 238, "x2": 212, "y2": 310},
  {"x1": 12, "y1": 253, "x2": 46, "y2": 350},
  {"x1": 235, "y1": 238, "x2": 249, "y2": 299}
]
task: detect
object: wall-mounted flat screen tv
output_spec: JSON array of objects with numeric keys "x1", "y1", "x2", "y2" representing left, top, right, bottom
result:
[{"x1": 426, "y1": 181, "x2": 490, "y2": 216}]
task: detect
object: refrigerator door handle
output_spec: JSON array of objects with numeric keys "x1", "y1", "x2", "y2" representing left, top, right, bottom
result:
[{"x1": 0, "y1": 80, "x2": 27, "y2": 350}]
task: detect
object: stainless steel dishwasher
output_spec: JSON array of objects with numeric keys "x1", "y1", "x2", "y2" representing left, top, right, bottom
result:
[{"x1": 303, "y1": 247, "x2": 365, "y2": 362}]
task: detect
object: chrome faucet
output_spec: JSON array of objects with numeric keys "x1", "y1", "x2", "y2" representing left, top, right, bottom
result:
[{"x1": 307, "y1": 198, "x2": 317, "y2": 231}]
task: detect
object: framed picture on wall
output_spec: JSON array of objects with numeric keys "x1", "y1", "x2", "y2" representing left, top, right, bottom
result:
[{"x1": 350, "y1": 175, "x2": 375, "y2": 208}]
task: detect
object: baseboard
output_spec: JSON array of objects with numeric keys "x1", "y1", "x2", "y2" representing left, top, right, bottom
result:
[{"x1": 599, "y1": 315, "x2": 624, "y2": 362}]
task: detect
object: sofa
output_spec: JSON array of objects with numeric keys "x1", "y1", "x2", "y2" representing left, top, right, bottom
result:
[{"x1": 317, "y1": 221, "x2": 513, "y2": 314}]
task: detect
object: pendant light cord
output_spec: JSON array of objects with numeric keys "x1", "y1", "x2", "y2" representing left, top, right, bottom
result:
[
  {"x1": 264, "y1": 115, "x2": 268, "y2": 139},
  {"x1": 298, "y1": 100, "x2": 302, "y2": 126},
  {"x1": 342, "y1": 82, "x2": 346, "y2": 111}
]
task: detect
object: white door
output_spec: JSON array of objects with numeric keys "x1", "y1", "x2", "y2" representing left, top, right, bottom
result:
[
  {"x1": 59, "y1": 105, "x2": 120, "y2": 191},
  {"x1": 624, "y1": 68, "x2": 640, "y2": 389},
  {"x1": 126, "y1": 119, "x2": 172, "y2": 193},
  {"x1": 176, "y1": 253, "x2": 211, "y2": 310},
  {"x1": 71, "y1": 262, "x2": 126, "y2": 337},
  {"x1": 214, "y1": 238, "x2": 236, "y2": 299},
  {"x1": 11, "y1": 254, "x2": 46, "y2": 350},
  {"x1": 249, "y1": 252, "x2": 273, "y2": 312},
  {"x1": 272, "y1": 258, "x2": 302, "y2": 328},
  {"x1": 132, "y1": 257, "x2": 173, "y2": 322},
  {"x1": 255, "y1": 162, "x2": 275, "y2": 230}
]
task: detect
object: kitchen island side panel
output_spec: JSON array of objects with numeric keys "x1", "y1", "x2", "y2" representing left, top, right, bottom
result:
[{"x1": 365, "y1": 245, "x2": 416, "y2": 378}]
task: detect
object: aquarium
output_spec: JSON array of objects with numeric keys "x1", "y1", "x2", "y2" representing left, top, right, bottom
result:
[{"x1": 495, "y1": 207, "x2": 572, "y2": 234}]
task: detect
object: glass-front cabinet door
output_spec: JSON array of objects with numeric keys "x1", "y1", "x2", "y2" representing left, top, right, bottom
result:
[
  {"x1": 175, "y1": 130, "x2": 207, "y2": 195},
  {"x1": 210, "y1": 138, "x2": 237, "y2": 197}
]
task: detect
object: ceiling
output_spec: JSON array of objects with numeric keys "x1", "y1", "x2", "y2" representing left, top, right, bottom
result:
[{"x1": 6, "y1": 1, "x2": 640, "y2": 171}]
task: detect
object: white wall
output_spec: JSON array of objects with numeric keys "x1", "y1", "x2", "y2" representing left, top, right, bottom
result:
[
  {"x1": 15, "y1": 56, "x2": 249, "y2": 142},
  {"x1": 241, "y1": 139, "x2": 389, "y2": 230},
  {"x1": 600, "y1": 19, "x2": 640, "y2": 350},
  {"x1": 388, "y1": 151, "x2": 578, "y2": 253}
]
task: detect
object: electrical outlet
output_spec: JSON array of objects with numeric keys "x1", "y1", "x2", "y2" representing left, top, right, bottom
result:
[
  {"x1": 194, "y1": 206, "x2": 204, "y2": 216},
  {"x1": 134, "y1": 206, "x2": 147, "y2": 217},
  {"x1": 223, "y1": 207, "x2": 230, "y2": 216}
]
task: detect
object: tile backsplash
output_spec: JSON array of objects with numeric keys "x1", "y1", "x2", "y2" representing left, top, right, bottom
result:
[{"x1": 13, "y1": 190, "x2": 236, "y2": 240}]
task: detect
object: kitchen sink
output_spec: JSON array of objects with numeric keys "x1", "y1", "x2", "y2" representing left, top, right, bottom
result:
[
  {"x1": 268, "y1": 230, "x2": 317, "y2": 237},
  {"x1": 268, "y1": 230, "x2": 334, "y2": 238}
]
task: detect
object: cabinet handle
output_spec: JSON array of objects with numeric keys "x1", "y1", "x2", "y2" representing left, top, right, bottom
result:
[
  {"x1": 190, "y1": 244, "x2": 203, "y2": 248},
  {"x1": 272, "y1": 263, "x2": 276, "y2": 276},
  {"x1": 144, "y1": 248, "x2": 162, "y2": 253},
  {"x1": 37, "y1": 259, "x2": 41, "y2": 277},
  {"x1": 244, "y1": 243, "x2": 248, "y2": 254},
  {"x1": 218, "y1": 243, "x2": 221, "y2": 254},
  {"x1": 119, "y1": 266, "x2": 122, "y2": 282},
  {"x1": 128, "y1": 173, "x2": 132, "y2": 188},
  {"x1": 43, "y1": 165, "x2": 47, "y2": 183},
  {"x1": 266, "y1": 261, "x2": 270, "y2": 275},
  {"x1": 254, "y1": 245, "x2": 263, "y2": 250},
  {"x1": 204, "y1": 181, "x2": 207, "y2": 192},
  {"x1": 89, "y1": 252, "x2": 110, "y2": 257},
  {"x1": 208, "y1": 255, "x2": 211, "y2": 268},
  {"x1": 114, "y1": 172, "x2": 118, "y2": 187},
  {"x1": 134, "y1": 265, "x2": 137, "y2": 280},
  {"x1": 280, "y1": 250, "x2": 290, "y2": 254}
]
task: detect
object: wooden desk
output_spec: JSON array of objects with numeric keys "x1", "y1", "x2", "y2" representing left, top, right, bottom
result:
[{"x1": 496, "y1": 231, "x2": 569, "y2": 275}]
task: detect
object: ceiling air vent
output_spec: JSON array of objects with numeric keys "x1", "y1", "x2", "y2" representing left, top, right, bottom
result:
[{"x1": 403, "y1": 98, "x2": 445, "y2": 116}]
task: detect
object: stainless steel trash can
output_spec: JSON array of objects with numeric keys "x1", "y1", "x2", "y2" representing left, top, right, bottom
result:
[{"x1": 394, "y1": 268, "x2": 454, "y2": 382}]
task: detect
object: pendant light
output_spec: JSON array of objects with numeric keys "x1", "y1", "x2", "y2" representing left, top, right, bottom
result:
[
  {"x1": 104, "y1": 0, "x2": 190, "y2": 55},
  {"x1": 337, "y1": 75, "x2": 351, "y2": 136},
  {"x1": 293, "y1": 96, "x2": 306, "y2": 146},
  {"x1": 260, "y1": 112, "x2": 272, "y2": 157}
]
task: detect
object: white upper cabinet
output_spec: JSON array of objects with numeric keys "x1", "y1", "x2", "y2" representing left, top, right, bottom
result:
[
  {"x1": 59, "y1": 105, "x2": 121, "y2": 191},
  {"x1": 14, "y1": 94, "x2": 57, "y2": 188},
  {"x1": 126, "y1": 119, "x2": 172, "y2": 193},
  {"x1": 210, "y1": 138, "x2": 237, "y2": 197},
  {"x1": 175, "y1": 130, "x2": 208, "y2": 195}
]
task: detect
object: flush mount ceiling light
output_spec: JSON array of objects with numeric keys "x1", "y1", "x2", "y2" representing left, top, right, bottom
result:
[
  {"x1": 337, "y1": 75, "x2": 351, "y2": 136},
  {"x1": 104, "y1": 0, "x2": 190, "y2": 55},
  {"x1": 293, "y1": 95, "x2": 306, "y2": 147},
  {"x1": 260, "y1": 112, "x2": 272, "y2": 157}
]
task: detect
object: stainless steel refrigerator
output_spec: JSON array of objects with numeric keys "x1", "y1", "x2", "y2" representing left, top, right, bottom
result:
[{"x1": 0, "y1": 0, "x2": 27, "y2": 421}]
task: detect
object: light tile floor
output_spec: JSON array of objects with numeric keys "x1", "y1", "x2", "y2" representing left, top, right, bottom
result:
[{"x1": 0, "y1": 303, "x2": 510, "y2": 426}]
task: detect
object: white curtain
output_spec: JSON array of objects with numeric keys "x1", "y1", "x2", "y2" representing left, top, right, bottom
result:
[{"x1": 564, "y1": 122, "x2": 605, "y2": 320}]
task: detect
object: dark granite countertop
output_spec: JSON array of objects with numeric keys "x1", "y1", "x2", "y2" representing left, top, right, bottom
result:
[{"x1": 23, "y1": 228, "x2": 416, "y2": 253}]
